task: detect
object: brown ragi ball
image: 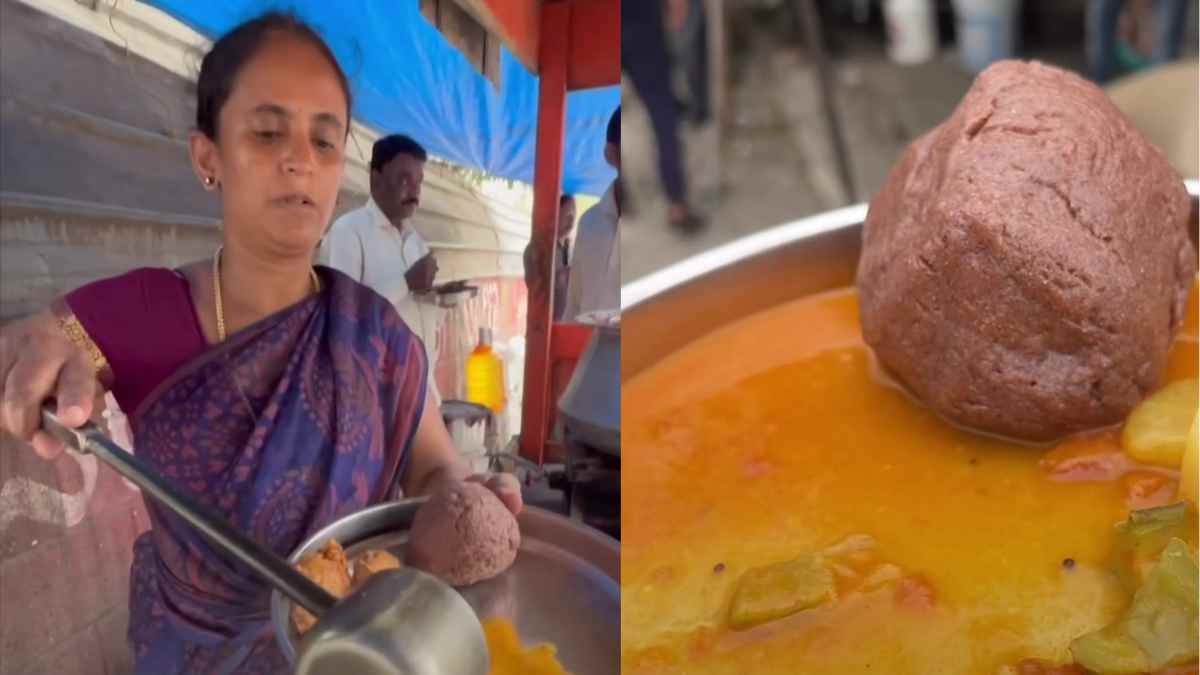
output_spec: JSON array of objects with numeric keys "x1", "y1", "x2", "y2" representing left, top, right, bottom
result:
[
  {"x1": 406, "y1": 481, "x2": 520, "y2": 586},
  {"x1": 857, "y1": 60, "x2": 1195, "y2": 441}
]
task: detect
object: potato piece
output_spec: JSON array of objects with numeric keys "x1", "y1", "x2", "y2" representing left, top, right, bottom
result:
[
  {"x1": 351, "y1": 549, "x2": 402, "y2": 591},
  {"x1": 1179, "y1": 412, "x2": 1198, "y2": 505},
  {"x1": 728, "y1": 554, "x2": 834, "y2": 630},
  {"x1": 292, "y1": 539, "x2": 351, "y2": 635},
  {"x1": 1121, "y1": 379, "x2": 1198, "y2": 468}
]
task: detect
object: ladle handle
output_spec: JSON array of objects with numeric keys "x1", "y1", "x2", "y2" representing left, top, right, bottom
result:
[{"x1": 40, "y1": 406, "x2": 337, "y2": 616}]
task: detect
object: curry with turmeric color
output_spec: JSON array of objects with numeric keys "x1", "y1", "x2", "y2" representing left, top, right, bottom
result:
[{"x1": 623, "y1": 284, "x2": 1198, "y2": 675}]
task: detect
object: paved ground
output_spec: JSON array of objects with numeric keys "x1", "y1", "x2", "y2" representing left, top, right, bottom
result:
[{"x1": 620, "y1": 5, "x2": 1196, "y2": 283}]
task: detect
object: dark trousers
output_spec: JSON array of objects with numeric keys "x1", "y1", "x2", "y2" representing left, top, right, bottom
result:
[
  {"x1": 623, "y1": 0, "x2": 687, "y2": 204},
  {"x1": 670, "y1": 0, "x2": 710, "y2": 123},
  {"x1": 1087, "y1": 0, "x2": 1190, "y2": 83}
]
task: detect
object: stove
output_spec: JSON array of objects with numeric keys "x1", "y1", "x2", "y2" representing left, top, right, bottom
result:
[
  {"x1": 505, "y1": 438, "x2": 619, "y2": 541},
  {"x1": 562, "y1": 433, "x2": 620, "y2": 540},
  {"x1": 552, "y1": 319, "x2": 621, "y2": 539}
]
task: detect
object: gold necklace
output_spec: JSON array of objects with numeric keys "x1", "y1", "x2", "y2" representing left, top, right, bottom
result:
[{"x1": 212, "y1": 246, "x2": 321, "y2": 342}]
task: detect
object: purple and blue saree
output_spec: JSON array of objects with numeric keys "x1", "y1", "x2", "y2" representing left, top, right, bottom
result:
[{"x1": 61, "y1": 266, "x2": 426, "y2": 673}]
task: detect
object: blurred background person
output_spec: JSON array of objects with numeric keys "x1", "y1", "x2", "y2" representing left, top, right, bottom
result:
[
  {"x1": 1087, "y1": 0, "x2": 1191, "y2": 83},
  {"x1": 621, "y1": 0, "x2": 1198, "y2": 284},
  {"x1": 524, "y1": 194, "x2": 577, "y2": 322},
  {"x1": 565, "y1": 108, "x2": 622, "y2": 319},
  {"x1": 623, "y1": 0, "x2": 706, "y2": 235},
  {"x1": 669, "y1": 0, "x2": 713, "y2": 126},
  {"x1": 317, "y1": 133, "x2": 435, "y2": 301}
]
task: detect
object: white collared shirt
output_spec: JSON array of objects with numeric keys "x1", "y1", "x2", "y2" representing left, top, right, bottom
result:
[
  {"x1": 564, "y1": 182, "x2": 620, "y2": 320},
  {"x1": 316, "y1": 197, "x2": 431, "y2": 305},
  {"x1": 317, "y1": 198, "x2": 439, "y2": 404}
]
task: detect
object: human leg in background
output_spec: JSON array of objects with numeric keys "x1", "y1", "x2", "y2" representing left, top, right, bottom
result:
[
  {"x1": 623, "y1": 0, "x2": 706, "y2": 234},
  {"x1": 669, "y1": 0, "x2": 712, "y2": 125},
  {"x1": 1086, "y1": 0, "x2": 1125, "y2": 83},
  {"x1": 685, "y1": 0, "x2": 712, "y2": 124},
  {"x1": 1152, "y1": 0, "x2": 1189, "y2": 63}
]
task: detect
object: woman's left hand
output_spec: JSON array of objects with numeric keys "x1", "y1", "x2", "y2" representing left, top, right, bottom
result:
[
  {"x1": 466, "y1": 472, "x2": 523, "y2": 516},
  {"x1": 405, "y1": 394, "x2": 523, "y2": 516}
]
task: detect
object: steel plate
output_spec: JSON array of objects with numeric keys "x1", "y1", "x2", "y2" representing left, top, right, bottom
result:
[{"x1": 271, "y1": 501, "x2": 620, "y2": 674}]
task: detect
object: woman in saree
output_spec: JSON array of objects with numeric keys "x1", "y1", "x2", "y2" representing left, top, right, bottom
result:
[{"x1": 0, "y1": 13, "x2": 520, "y2": 674}]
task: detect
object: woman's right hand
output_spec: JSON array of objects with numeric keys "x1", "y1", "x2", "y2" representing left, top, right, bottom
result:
[{"x1": 0, "y1": 311, "x2": 99, "y2": 459}]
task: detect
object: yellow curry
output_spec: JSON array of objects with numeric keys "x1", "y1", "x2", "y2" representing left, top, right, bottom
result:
[
  {"x1": 623, "y1": 284, "x2": 1198, "y2": 675},
  {"x1": 483, "y1": 617, "x2": 571, "y2": 675}
]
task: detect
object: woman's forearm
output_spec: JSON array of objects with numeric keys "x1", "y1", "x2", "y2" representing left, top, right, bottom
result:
[
  {"x1": 401, "y1": 392, "x2": 472, "y2": 497},
  {"x1": 411, "y1": 461, "x2": 471, "y2": 498}
]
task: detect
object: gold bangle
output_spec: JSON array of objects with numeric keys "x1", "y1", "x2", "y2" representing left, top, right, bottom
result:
[{"x1": 56, "y1": 312, "x2": 110, "y2": 376}]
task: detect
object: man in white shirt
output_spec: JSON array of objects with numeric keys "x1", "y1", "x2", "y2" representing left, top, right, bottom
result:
[
  {"x1": 316, "y1": 134, "x2": 438, "y2": 301},
  {"x1": 563, "y1": 108, "x2": 621, "y2": 320},
  {"x1": 523, "y1": 194, "x2": 576, "y2": 321},
  {"x1": 317, "y1": 134, "x2": 443, "y2": 400}
]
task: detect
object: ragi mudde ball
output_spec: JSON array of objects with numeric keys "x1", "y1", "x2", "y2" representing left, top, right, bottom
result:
[
  {"x1": 857, "y1": 60, "x2": 1195, "y2": 441},
  {"x1": 406, "y1": 481, "x2": 520, "y2": 586}
]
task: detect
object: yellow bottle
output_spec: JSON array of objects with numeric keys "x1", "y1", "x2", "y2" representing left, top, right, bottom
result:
[{"x1": 465, "y1": 327, "x2": 506, "y2": 413}]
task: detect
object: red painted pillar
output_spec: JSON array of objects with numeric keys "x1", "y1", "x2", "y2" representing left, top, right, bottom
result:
[{"x1": 520, "y1": 0, "x2": 569, "y2": 464}]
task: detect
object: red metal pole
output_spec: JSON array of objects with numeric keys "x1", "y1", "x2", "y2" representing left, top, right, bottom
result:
[{"x1": 519, "y1": 0, "x2": 569, "y2": 464}]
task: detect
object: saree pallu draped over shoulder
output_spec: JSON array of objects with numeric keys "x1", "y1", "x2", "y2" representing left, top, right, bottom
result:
[{"x1": 105, "y1": 269, "x2": 427, "y2": 674}]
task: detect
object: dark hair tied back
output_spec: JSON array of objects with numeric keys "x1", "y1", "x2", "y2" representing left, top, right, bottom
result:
[
  {"x1": 195, "y1": 12, "x2": 352, "y2": 140},
  {"x1": 370, "y1": 134, "x2": 428, "y2": 172}
]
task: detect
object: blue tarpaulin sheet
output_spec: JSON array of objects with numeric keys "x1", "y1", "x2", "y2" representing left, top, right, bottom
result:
[{"x1": 145, "y1": 0, "x2": 619, "y2": 196}]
